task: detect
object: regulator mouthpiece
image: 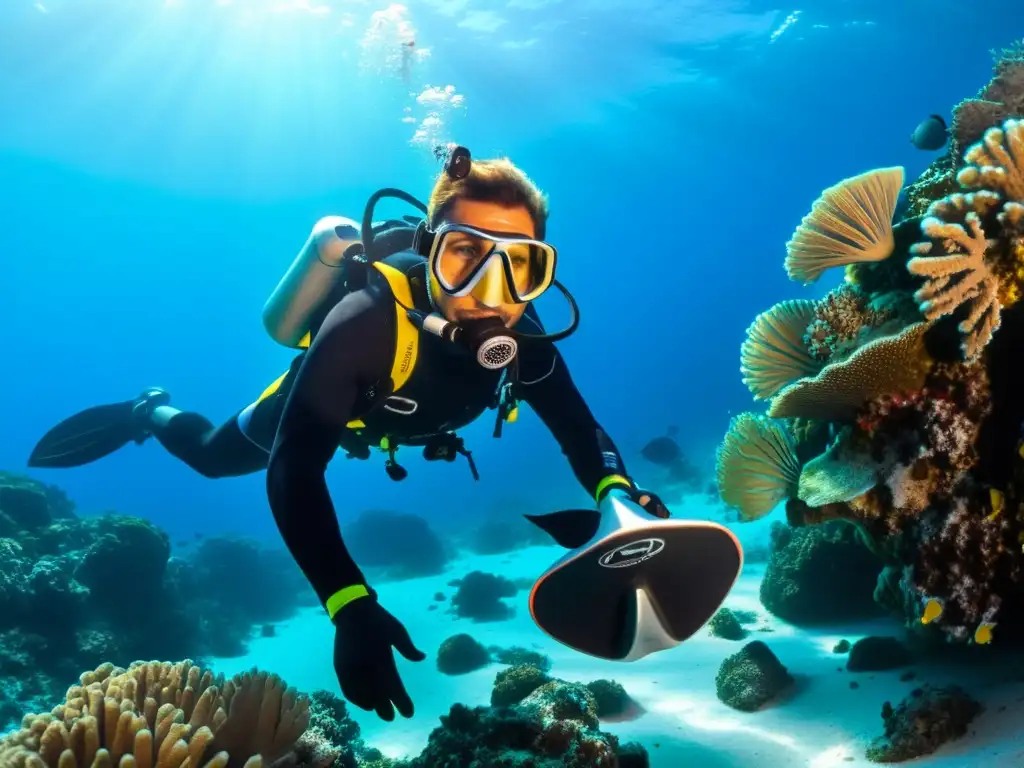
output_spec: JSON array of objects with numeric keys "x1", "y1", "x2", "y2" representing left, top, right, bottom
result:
[
  {"x1": 416, "y1": 312, "x2": 518, "y2": 370},
  {"x1": 458, "y1": 316, "x2": 518, "y2": 370}
]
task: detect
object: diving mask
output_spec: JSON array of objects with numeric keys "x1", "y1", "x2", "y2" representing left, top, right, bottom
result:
[{"x1": 426, "y1": 222, "x2": 557, "y2": 306}]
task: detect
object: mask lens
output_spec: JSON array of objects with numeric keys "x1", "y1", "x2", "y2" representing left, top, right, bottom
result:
[
  {"x1": 435, "y1": 231, "x2": 491, "y2": 290},
  {"x1": 504, "y1": 240, "x2": 554, "y2": 301},
  {"x1": 434, "y1": 227, "x2": 555, "y2": 301}
]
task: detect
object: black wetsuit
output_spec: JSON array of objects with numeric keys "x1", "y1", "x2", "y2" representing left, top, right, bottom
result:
[{"x1": 150, "y1": 261, "x2": 631, "y2": 606}]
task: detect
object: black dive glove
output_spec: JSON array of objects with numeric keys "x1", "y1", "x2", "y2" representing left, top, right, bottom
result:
[{"x1": 332, "y1": 591, "x2": 426, "y2": 721}]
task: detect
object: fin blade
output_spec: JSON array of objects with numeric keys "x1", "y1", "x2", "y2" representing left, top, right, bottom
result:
[
  {"x1": 28, "y1": 401, "x2": 138, "y2": 468},
  {"x1": 524, "y1": 509, "x2": 601, "y2": 549}
]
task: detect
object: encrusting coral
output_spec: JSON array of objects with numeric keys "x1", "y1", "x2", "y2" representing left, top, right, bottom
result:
[
  {"x1": 0, "y1": 661, "x2": 311, "y2": 768},
  {"x1": 716, "y1": 44, "x2": 1024, "y2": 647}
]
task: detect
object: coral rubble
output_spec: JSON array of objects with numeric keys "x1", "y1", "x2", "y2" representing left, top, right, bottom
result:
[{"x1": 715, "y1": 45, "x2": 1024, "y2": 646}]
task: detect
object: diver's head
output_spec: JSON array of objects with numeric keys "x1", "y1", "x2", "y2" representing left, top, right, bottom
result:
[{"x1": 424, "y1": 156, "x2": 552, "y2": 328}]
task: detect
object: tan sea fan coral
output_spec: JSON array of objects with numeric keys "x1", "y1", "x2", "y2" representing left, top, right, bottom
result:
[
  {"x1": 740, "y1": 299, "x2": 822, "y2": 400},
  {"x1": 768, "y1": 322, "x2": 933, "y2": 422},
  {"x1": 0, "y1": 661, "x2": 310, "y2": 768},
  {"x1": 907, "y1": 213, "x2": 1000, "y2": 361},
  {"x1": 715, "y1": 412, "x2": 800, "y2": 521},
  {"x1": 785, "y1": 167, "x2": 905, "y2": 284}
]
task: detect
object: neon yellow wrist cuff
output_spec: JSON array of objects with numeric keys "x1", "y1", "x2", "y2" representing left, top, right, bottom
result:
[
  {"x1": 594, "y1": 474, "x2": 632, "y2": 503},
  {"x1": 326, "y1": 584, "x2": 370, "y2": 620}
]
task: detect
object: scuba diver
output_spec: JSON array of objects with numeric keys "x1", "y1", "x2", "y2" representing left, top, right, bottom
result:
[{"x1": 29, "y1": 145, "x2": 742, "y2": 723}]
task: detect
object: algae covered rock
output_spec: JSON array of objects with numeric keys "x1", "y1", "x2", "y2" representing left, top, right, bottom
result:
[
  {"x1": 847, "y1": 636, "x2": 912, "y2": 672},
  {"x1": 437, "y1": 633, "x2": 491, "y2": 675},
  {"x1": 585, "y1": 679, "x2": 639, "y2": 719},
  {"x1": 760, "y1": 520, "x2": 882, "y2": 624},
  {"x1": 715, "y1": 640, "x2": 794, "y2": 712},
  {"x1": 491, "y1": 663, "x2": 551, "y2": 707},
  {"x1": 404, "y1": 678, "x2": 650, "y2": 767},
  {"x1": 866, "y1": 685, "x2": 982, "y2": 762},
  {"x1": 708, "y1": 607, "x2": 748, "y2": 640},
  {"x1": 490, "y1": 644, "x2": 552, "y2": 672}
]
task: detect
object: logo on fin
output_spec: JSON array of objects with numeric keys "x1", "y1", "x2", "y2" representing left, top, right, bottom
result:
[{"x1": 598, "y1": 538, "x2": 665, "y2": 568}]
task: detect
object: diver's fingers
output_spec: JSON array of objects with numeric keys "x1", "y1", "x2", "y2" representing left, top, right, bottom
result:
[
  {"x1": 392, "y1": 683, "x2": 415, "y2": 719},
  {"x1": 392, "y1": 627, "x2": 427, "y2": 662},
  {"x1": 387, "y1": 660, "x2": 415, "y2": 718},
  {"x1": 374, "y1": 680, "x2": 396, "y2": 722}
]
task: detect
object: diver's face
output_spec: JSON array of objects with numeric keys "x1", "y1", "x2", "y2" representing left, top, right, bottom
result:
[{"x1": 432, "y1": 199, "x2": 535, "y2": 327}]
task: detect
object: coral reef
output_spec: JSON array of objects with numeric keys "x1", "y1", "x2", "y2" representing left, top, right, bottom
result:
[
  {"x1": 707, "y1": 608, "x2": 748, "y2": 640},
  {"x1": 865, "y1": 685, "x2": 982, "y2": 763},
  {"x1": 0, "y1": 660, "x2": 311, "y2": 768},
  {"x1": 0, "y1": 474, "x2": 309, "y2": 731},
  {"x1": 714, "y1": 641, "x2": 793, "y2": 712},
  {"x1": 846, "y1": 636, "x2": 913, "y2": 672},
  {"x1": 341, "y1": 511, "x2": 449, "y2": 580},
  {"x1": 759, "y1": 521, "x2": 883, "y2": 625},
  {"x1": 436, "y1": 634, "x2": 491, "y2": 676},
  {"x1": 463, "y1": 515, "x2": 549, "y2": 556},
  {"x1": 489, "y1": 646, "x2": 552, "y2": 672},
  {"x1": 491, "y1": 665, "x2": 551, "y2": 707},
  {"x1": 448, "y1": 571, "x2": 520, "y2": 622},
  {"x1": 398, "y1": 677, "x2": 649, "y2": 768},
  {"x1": 302, "y1": 690, "x2": 385, "y2": 768},
  {"x1": 715, "y1": 45, "x2": 1024, "y2": 646}
]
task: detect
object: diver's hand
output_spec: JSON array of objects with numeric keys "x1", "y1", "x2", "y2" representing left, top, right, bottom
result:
[
  {"x1": 629, "y1": 487, "x2": 671, "y2": 519},
  {"x1": 332, "y1": 593, "x2": 426, "y2": 721}
]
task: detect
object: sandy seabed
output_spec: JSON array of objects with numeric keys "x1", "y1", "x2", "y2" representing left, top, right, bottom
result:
[{"x1": 211, "y1": 537, "x2": 1024, "y2": 768}]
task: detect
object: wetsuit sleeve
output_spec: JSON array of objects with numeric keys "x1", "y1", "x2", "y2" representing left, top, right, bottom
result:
[
  {"x1": 517, "y1": 344, "x2": 633, "y2": 503},
  {"x1": 266, "y1": 288, "x2": 393, "y2": 607}
]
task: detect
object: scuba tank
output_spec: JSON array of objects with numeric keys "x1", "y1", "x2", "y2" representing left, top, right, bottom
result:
[{"x1": 262, "y1": 215, "x2": 364, "y2": 348}]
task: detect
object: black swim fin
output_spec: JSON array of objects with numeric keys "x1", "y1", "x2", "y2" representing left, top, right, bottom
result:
[
  {"x1": 525, "y1": 509, "x2": 602, "y2": 549},
  {"x1": 28, "y1": 389, "x2": 167, "y2": 468}
]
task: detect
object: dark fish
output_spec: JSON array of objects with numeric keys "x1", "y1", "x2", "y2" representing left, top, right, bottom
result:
[
  {"x1": 641, "y1": 435, "x2": 681, "y2": 466},
  {"x1": 910, "y1": 114, "x2": 948, "y2": 151}
]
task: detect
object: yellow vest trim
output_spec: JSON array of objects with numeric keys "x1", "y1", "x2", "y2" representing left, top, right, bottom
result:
[
  {"x1": 595, "y1": 474, "x2": 631, "y2": 503},
  {"x1": 371, "y1": 261, "x2": 420, "y2": 394},
  {"x1": 257, "y1": 371, "x2": 288, "y2": 405},
  {"x1": 326, "y1": 584, "x2": 370, "y2": 620},
  {"x1": 256, "y1": 261, "x2": 421, "y2": 408}
]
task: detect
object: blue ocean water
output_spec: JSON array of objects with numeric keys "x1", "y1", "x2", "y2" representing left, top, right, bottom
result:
[{"x1": 1, "y1": 1, "x2": 1023, "y2": 765}]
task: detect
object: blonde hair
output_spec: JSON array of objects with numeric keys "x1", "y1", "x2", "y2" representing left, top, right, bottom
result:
[{"x1": 427, "y1": 156, "x2": 550, "y2": 239}]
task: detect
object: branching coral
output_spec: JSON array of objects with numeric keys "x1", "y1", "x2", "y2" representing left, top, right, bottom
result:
[
  {"x1": 0, "y1": 661, "x2": 310, "y2": 768},
  {"x1": 907, "y1": 213, "x2": 1000, "y2": 361},
  {"x1": 785, "y1": 167, "x2": 905, "y2": 284},
  {"x1": 740, "y1": 299, "x2": 821, "y2": 400},
  {"x1": 768, "y1": 322, "x2": 934, "y2": 423},
  {"x1": 715, "y1": 414, "x2": 800, "y2": 521}
]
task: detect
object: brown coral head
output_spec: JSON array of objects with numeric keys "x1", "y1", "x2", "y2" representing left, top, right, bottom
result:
[
  {"x1": 785, "y1": 167, "x2": 905, "y2": 284},
  {"x1": 740, "y1": 299, "x2": 823, "y2": 400},
  {"x1": 768, "y1": 322, "x2": 933, "y2": 423}
]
